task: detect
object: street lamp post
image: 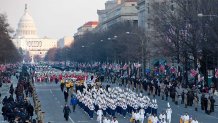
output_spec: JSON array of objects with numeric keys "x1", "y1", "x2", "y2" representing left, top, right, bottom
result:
[
  {"x1": 107, "y1": 36, "x2": 119, "y2": 63},
  {"x1": 126, "y1": 32, "x2": 146, "y2": 78}
]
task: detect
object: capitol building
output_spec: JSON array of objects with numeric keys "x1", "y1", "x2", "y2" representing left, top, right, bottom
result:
[{"x1": 12, "y1": 5, "x2": 58, "y2": 59}]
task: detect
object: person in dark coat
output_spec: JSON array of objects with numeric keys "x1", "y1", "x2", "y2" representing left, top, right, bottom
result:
[
  {"x1": 2, "y1": 96, "x2": 8, "y2": 105},
  {"x1": 7, "y1": 95, "x2": 14, "y2": 102},
  {"x1": 63, "y1": 105, "x2": 71, "y2": 121},
  {"x1": 27, "y1": 103, "x2": 34, "y2": 119},
  {"x1": 55, "y1": 78, "x2": 59, "y2": 84},
  {"x1": 210, "y1": 96, "x2": 215, "y2": 112},
  {"x1": 1, "y1": 105, "x2": 7, "y2": 120},
  {"x1": 201, "y1": 94, "x2": 205, "y2": 110},
  {"x1": 204, "y1": 96, "x2": 208, "y2": 113},
  {"x1": 19, "y1": 108, "x2": 28, "y2": 122},
  {"x1": 181, "y1": 91, "x2": 184, "y2": 104},
  {"x1": 32, "y1": 119, "x2": 36, "y2": 123},
  {"x1": 64, "y1": 90, "x2": 69, "y2": 103},
  {"x1": 165, "y1": 87, "x2": 169, "y2": 101},
  {"x1": 9, "y1": 84, "x2": 14, "y2": 96},
  {"x1": 70, "y1": 95, "x2": 78, "y2": 112},
  {"x1": 206, "y1": 98, "x2": 211, "y2": 114},
  {"x1": 60, "y1": 82, "x2": 65, "y2": 92}
]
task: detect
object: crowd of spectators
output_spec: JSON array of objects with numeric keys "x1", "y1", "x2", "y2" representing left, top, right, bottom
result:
[{"x1": 1, "y1": 65, "x2": 35, "y2": 123}]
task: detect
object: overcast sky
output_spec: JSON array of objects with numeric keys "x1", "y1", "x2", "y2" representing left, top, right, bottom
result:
[{"x1": 0, "y1": 0, "x2": 107, "y2": 39}]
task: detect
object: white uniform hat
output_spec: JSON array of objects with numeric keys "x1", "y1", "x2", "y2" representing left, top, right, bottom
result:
[{"x1": 167, "y1": 102, "x2": 170, "y2": 108}]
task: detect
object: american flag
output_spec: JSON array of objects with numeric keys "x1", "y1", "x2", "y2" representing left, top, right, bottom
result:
[
  {"x1": 170, "y1": 67, "x2": 176, "y2": 73},
  {"x1": 122, "y1": 63, "x2": 128, "y2": 70},
  {"x1": 190, "y1": 69, "x2": 198, "y2": 77},
  {"x1": 215, "y1": 69, "x2": 218, "y2": 78},
  {"x1": 0, "y1": 65, "x2": 6, "y2": 72},
  {"x1": 159, "y1": 65, "x2": 165, "y2": 73},
  {"x1": 134, "y1": 63, "x2": 141, "y2": 69}
]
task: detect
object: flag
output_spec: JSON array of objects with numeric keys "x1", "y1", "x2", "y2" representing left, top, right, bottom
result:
[
  {"x1": 159, "y1": 65, "x2": 165, "y2": 73},
  {"x1": 170, "y1": 67, "x2": 176, "y2": 73},
  {"x1": 134, "y1": 63, "x2": 141, "y2": 69},
  {"x1": 215, "y1": 69, "x2": 218, "y2": 78},
  {"x1": 190, "y1": 69, "x2": 198, "y2": 77},
  {"x1": 122, "y1": 63, "x2": 128, "y2": 70},
  {"x1": 128, "y1": 66, "x2": 131, "y2": 76}
]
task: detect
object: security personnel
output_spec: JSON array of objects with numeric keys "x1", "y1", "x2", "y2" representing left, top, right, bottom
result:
[{"x1": 63, "y1": 104, "x2": 71, "y2": 121}]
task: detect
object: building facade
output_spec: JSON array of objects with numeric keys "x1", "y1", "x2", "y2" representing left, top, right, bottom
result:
[
  {"x1": 137, "y1": 0, "x2": 175, "y2": 67},
  {"x1": 12, "y1": 5, "x2": 58, "y2": 59},
  {"x1": 57, "y1": 36, "x2": 74, "y2": 48},
  {"x1": 137, "y1": 0, "x2": 175, "y2": 32},
  {"x1": 74, "y1": 21, "x2": 98, "y2": 39},
  {"x1": 97, "y1": 0, "x2": 138, "y2": 31}
]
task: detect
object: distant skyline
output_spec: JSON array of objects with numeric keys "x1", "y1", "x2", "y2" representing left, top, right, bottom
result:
[{"x1": 0, "y1": 0, "x2": 107, "y2": 39}]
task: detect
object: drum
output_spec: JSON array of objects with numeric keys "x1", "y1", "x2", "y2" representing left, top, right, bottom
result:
[
  {"x1": 148, "y1": 119, "x2": 152, "y2": 123},
  {"x1": 179, "y1": 118, "x2": 183, "y2": 123}
]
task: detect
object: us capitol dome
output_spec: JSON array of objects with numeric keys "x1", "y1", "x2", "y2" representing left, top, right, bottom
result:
[{"x1": 12, "y1": 4, "x2": 58, "y2": 59}]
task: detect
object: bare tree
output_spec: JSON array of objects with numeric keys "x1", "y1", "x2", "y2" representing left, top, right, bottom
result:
[
  {"x1": 0, "y1": 13, "x2": 21, "y2": 63},
  {"x1": 152, "y1": 0, "x2": 218, "y2": 85}
]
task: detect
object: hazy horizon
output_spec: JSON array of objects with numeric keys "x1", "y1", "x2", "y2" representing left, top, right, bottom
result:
[{"x1": 0, "y1": 0, "x2": 107, "y2": 39}]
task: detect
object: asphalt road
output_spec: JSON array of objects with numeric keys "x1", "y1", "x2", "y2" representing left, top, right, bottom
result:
[{"x1": 35, "y1": 82, "x2": 218, "y2": 123}]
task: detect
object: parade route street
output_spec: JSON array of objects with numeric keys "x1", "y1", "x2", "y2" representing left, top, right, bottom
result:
[{"x1": 35, "y1": 82, "x2": 218, "y2": 123}]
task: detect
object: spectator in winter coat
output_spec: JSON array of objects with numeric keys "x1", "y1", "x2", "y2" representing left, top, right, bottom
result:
[
  {"x1": 7, "y1": 95, "x2": 14, "y2": 103},
  {"x1": 9, "y1": 84, "x2": 14, "y2": 96},
  {"x1": 2, "y1": 96, "x2": 8, "y2": 105},
  {"x1": 193, "y1": 95, "x2": 198, "y2": 111},
  {"x1": 26, "y1": 103, "x2": 34, "y2": 120},
  {"x1": 210, "y1": 96, "x2": 215, "y2": 112},
  {"x1": 207, "y1": 98, "x2": 211, "y2": 114},
  {"x1": 1, "y1": 105, "x2": 7, "y2": 120}
]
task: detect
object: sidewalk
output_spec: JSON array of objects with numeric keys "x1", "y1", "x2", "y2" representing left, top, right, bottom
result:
[{"x1": 0, "y1": 75, "x2": 38, "y2": 122}]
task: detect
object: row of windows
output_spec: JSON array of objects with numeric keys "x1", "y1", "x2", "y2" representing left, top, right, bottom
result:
[
  {"x1": 146, "y1": 1, "x2": 174, "y2": 14},
  {"x1": 21, "y1": 25, "x2": 34, "y2": 28},
  {"x1": 27, "y1": 41, "x2": 42, "y2": 47},
  {"x1": 26, "y1": 41, "x2": 56, "y2": 48},
  {"x1": 21, "y1": 30, "x2": 36, "y2": 35}
]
